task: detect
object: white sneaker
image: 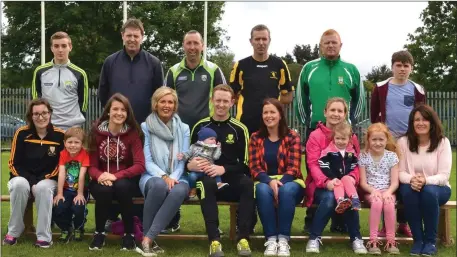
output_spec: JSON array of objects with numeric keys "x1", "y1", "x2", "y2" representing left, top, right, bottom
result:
[
  {"x1": 264, "y1": 240, "x2": 278, "y2": 256},
  {"x1": 306, "y1": 237, "x2": 322, "y2": 253},
  {"x1": 352, "y1": 238, "x2": 368, "y2": 254},
  {"x1": 277, "y1": 239, "x2": 291, "y2": 257}
]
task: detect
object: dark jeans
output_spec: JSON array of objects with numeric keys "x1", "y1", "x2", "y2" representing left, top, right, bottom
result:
[
  {"x1": 198, "y1": 175, "x2": 254, "y2": 242},
  {"x1": 399, "y1": 184, "x2": 451, "y2": 244},
  {"x1": 90, "y1": 178, "x2": 142, "y2": 234},
  {"x1": 303, "y1": 126, "x2": 345, "y2": 231},
  {"x1": 53, "y1": 189, "x2": 89, "y2": 231},
  {"x1": 256, "y1": 182, "x2": 303, "y2": 240},
  {"x1": 309, "y1": 188, "x2": 361, "y2": 241}
]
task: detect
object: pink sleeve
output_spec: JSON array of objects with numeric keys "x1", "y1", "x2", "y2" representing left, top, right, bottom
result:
[
  {"x1": 347, "y1": 134, "x2": 360, "y2": 183},
  {"x1": 113, "y1": 135, "x2": 145, "y2": 180},
  {"x1": 426, "y1": 138, "x2": 452, "y2": 186},
  {"x1": 306, "y1": 133, "x2": 330, "y2": 188}
]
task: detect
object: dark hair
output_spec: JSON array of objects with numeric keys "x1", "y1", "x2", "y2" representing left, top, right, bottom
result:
[
  {"x1": 250, "y1": 24, "x2": 270, "y2": 39},
  {"x1": 406, "y1": 104, "x2": 444, "y2": 153},
  {"x1": 391, "y1": 50, "x2": 414, "y2": 66},
  {"x1": 258, "y1": 98, "x2": 289, "y2": 139},
  {"x1": 121, "y1": 18, "x2": 144, "y2": 36},
  {"x1": 183, "y1": 30, "x2": 203, "y2": 43},
  {"x1": 89, "y1": 93, "x2": 143, "y2": 151},
  {"x1": 25, "y1": 98, "x2": 53, "y2": 131}
]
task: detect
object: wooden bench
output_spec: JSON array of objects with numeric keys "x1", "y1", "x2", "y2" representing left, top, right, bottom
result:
[{"x1": 1, "y1": 195, "x2": 455, "y2": 246}]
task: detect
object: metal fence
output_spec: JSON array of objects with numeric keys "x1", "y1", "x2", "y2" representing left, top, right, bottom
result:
[{"x1": 1, "y1": 88, "x2": 456, "y2": 148}]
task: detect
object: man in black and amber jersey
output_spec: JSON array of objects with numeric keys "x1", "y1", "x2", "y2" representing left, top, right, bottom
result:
[{"x1": 230, "y1": 24, "x2": 294, "y2": 135}]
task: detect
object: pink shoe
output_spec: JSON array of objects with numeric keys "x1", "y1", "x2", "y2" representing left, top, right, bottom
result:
[
  {"x1": 377, "y1": 226, "x2": 386, "y2": 237},
  {"x1": 397, "y1": 223, "x2": 412, "y2": 237}
]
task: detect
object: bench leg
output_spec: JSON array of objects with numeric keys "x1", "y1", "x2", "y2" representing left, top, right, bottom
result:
[
  {"x1": 438, "y1": 209, "x2": 454, "y2": 247},
  {"x1": 24, "y1": 199, "x2": 35, "y2": 233},
  {"x1": 229, "y1": 205, "x2": 237, "y2": 241}
]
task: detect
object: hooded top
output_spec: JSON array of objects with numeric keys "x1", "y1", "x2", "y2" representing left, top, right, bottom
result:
[
  {"x1": 88, "y1": 120, "x2": 145, "y2": 181},
  {"x1": 318, "y1": 141, "x2": 358, "y2": 180},
  {"x1": 304, "y1": 122, "x2": 360, "y2": 207}
]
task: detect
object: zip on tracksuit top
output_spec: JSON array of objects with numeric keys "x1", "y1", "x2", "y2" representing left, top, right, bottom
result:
[
  {"x1": 165, "y1": 58, "x2": 226, "y2": 129},
  {"x1": 32, "y1": 60, "x2": 88, "y2": 130},
  {"x1": 8, "y1": 124, "x2": 65, "y2": 186},
  {"x1": 294, "y1": 57, "x2": 365, "y2": 129}
]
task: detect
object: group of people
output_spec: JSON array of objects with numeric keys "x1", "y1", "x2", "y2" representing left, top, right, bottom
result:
[{"x1": 3, "y1": 17, "x2": 452, "y2": 257}]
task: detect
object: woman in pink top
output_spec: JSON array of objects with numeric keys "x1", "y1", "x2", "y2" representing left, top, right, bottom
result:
[{"x1": 398, "y1": 104, "x2": 452, "y2": 256}]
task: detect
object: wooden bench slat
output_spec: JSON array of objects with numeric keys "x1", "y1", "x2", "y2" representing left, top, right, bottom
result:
[{"x1": 1, "y1": 195, "x2": 454, "y2": 246}]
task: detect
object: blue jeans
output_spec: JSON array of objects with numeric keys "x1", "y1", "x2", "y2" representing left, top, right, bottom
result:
[
  {"x1": 53, "y1": 189, "x2": 89, "y2": 231},
  {"x1": 399, "y1": 184, "x2": 451, "y2": 244},
  {"x1": 188, "y1": 171, "x2": 221, "y2": 189},
  {"x1": 256, "y1": 182, "x2": 304, "y2": 240},
  {"x1": 309, "y1": 188, "x2": 361, "y2": 241}
]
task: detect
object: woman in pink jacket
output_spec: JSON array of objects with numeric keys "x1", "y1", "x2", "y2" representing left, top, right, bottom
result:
[
  {"x1": 398, "y1": 104, "x2": 452, "y2": 256},
  {"x1": 305, "y1": 97, "x2": 367, "y2": 254}
]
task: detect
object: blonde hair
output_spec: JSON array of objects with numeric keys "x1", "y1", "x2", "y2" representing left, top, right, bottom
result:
[
  {"x1": 332, "y1": 122, "x2": 352, "y2": 139},
  {"x1": 325, "y1": 97, "x2": 349, "y2": 119},
  {"x1": 363, "y1": 123, "x2": 400, "y2": 157},
  {"x1": 151, "y1": 86, "x2": 178, "y2": 113},
  {"x1": 64, "y1": 127, "x2": 85, "y2": 142}
]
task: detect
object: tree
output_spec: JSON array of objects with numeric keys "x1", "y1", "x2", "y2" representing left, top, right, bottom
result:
[
  {"x1": 405, "y1": 1, "x2": 456, "y2": 91},
  {"x1": 292, "y1": 44, "x2": 320, "y2": 65},
  {"x1": 282, "y1": 52, "x2": 295, "y2": 64},
  {"x1": 365, "y1": 64, "x2": 392, "y2": 84},
  {"x1": 208, "y1": 49, "x2": 235, "y2": 81},
  {"x1": 1, "y1": 1, "x2": 226, "y2": 88}
]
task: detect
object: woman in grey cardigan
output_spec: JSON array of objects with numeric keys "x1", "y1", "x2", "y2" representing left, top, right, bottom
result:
[{"x1": 137, "y1": 87, "x2": 190, "y2": 256}]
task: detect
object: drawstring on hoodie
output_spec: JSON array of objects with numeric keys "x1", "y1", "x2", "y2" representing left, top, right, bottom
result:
[{"x1": 106, "y1": 135, "x2": 120, "y2": 173}]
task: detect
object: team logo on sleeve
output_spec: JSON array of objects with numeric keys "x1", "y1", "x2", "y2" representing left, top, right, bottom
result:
[
  {"x1": 338, "y1": 76, "x2": 344, "y2": 85},
  {"x1": 48, "y1": 146, "x2": 56, "y2": 156},
  {"x1": 201, "y1": 75, "x2": 207, "y2": 81},
  {"x1": 225, "y1": 134, "x2": 234, "y2": 144},
  {"x1": 270, "y1": 71, "x2": 278, "y2": 80}
]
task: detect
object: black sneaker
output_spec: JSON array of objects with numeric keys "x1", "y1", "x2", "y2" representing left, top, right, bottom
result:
[
  {"x1": 121, "y1": 233, "x2": 136, "y2": 251},
  {"x1": 160, "y1": 223, "x2": 181, "y2": 234},
  {"x1": 151, "y1": 240, "x2": 164, "y2": 254},
  {"x1": 89, "y1": 232, "x2": 106, "y2": 250},
  {"x1": 58, "y1": 230, "x2": 72, "y2": 244}
]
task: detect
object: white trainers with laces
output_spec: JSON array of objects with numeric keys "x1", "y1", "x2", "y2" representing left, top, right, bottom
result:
[
  {"x1": 306, "y1": 237, "x2": 322, "y2": 253},
  {"x1": 277, "y1": 239, "x2": 291, "y2": 257},
  {"x1": 263, "y1": 240, "x2": 278, "y2": 256},
  {"x1": 352, "y1": 237, "x2": 368, "y2": 254}
]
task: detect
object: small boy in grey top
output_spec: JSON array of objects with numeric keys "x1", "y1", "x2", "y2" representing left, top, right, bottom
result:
[{"x1": 178, "y1": 127, "x2": 227, "y2": 198}]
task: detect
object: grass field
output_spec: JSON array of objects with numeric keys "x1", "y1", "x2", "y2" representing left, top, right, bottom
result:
[{"x1": 1, "y1": 152, "x2": 456, "y2": 257}]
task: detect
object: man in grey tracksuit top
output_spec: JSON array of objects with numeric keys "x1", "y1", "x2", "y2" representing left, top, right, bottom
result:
[{"x1": 32, "y1": 32, "x2": 88, "y2": 131}]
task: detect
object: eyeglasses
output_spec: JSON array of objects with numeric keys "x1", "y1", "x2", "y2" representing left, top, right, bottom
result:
[{"x1": 32, "y1": 111, "x2": 50, "y2": 119}]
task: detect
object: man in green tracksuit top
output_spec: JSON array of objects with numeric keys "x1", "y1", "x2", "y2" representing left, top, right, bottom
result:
[
  {"x1": 294, "y1": 29, "x2": 365, "y2": 234},
  {"x1": 295, "y1": 29, "x2": 365, "y2": 135}
]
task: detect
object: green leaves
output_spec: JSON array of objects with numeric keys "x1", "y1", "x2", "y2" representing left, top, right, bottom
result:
[
  {"x1": 1, "y1": 1, "x2": 226, "y2": 88},
  {"x1": 405, "y1": 1, "x2": 456, "y2": 91}
]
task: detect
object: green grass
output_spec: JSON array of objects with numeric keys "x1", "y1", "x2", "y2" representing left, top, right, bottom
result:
[{"x1": 1, "y1": 152, "x2": 456, "y2": 256}]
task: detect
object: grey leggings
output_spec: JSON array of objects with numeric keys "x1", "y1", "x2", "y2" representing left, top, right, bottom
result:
[{"x1": 142, "y1": 177, "x2": 189, "y2": 240}]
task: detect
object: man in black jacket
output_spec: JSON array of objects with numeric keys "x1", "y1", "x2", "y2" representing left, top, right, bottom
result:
[
  {"x1": 98, "y1": 18, "x2": 164, "y2": 124},
  {"x1": 189, "y1": 85, "x2": 253, "y2": 257}
]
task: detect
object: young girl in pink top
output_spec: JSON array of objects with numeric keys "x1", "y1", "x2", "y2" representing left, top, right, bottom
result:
[{"x1": 359, "y1": 123, "x2": 400, "y2": 255}]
